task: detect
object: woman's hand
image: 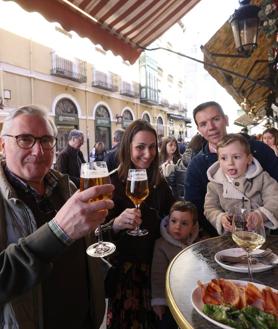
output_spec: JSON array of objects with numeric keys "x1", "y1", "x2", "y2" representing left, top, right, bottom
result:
[{"x1": 112, "y1": 208, "x2": 142, "y2": 232}]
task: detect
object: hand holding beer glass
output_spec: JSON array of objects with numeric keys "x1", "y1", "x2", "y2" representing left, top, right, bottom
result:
[
  {"x1": 125, "y1": 169, "x2": 149, "y2": 236},
  {"x1": 80, "y1": 161, "x2": 116, "y2": 257}
]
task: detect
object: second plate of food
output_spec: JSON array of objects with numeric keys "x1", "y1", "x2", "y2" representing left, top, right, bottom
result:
[{"x1": 214, "y1": 248, "x2": 274, "y2": 273}]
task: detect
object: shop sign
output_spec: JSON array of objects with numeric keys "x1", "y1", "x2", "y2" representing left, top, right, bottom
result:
[
  {"x1": 96, "y1": 118, "x2": 110, "y2": 127},
  {"x1": 55, "y1": 114, "x2": 79, "y2": 125}
]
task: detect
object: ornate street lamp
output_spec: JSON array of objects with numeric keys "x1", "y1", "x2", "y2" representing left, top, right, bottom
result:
[{"x1": 230, "y1": 0, "x2": 260, "y2": 57}]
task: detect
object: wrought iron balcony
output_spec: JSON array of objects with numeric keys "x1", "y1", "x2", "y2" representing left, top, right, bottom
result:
[
  {"x1": 92, "y1": 71, "x2": 118, "y2": 91},
  {"x1": 51, "y1": 53, "x2": 87, "y2": 83},
  {"x1": 140, "y1": 86, "x2": 159, "y2": 105},
  {"x1": 120, "y1": 81, "x2": 139, "y2": 98},
  {"x1": 159, "y1": 98, "x2": 169, "y2": 107}
]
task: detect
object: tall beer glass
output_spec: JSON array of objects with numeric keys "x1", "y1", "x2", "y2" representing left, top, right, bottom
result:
[
  {"x1": 125, "y1": 169, "x2": 149, "y2": 236},
  {"x1": 80, "y1": 161, "x2": 116, "y2": 257}
]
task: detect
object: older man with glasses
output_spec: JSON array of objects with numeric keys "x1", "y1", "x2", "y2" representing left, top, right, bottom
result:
[{"x1": 0, "y1": 105, "x2": 114, "y2": 329}]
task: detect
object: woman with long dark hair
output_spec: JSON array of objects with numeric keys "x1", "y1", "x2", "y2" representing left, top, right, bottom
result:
[
  {"x1": 104, "y1": 119, "x2": 175, "y2": 329},
  {"x1": 159, "y1": 136, "x2": 181, "y2": 178},
  {"x1": 262, "y1": 127, "x2": 278, "y2": 156}
]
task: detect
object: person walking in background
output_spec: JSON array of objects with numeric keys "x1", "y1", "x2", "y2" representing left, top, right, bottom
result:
[
  {"x1": 56, "y1": 129, "x2": 85, "y2": 187},
  {"x1": 177, "y1": 137, "x2": 186, "y2": 154},
  {"x1": 185, "y1": 101, "x2": 278, "y2": 237},
  {"x1": 262, "y1": 127, "x2": 278, "y2": 156},
  {"x1": 205, "y1": 134, "x2": 278, "y2": 235},
  {"x1": 151, "y1": 201, "x2": 199, "y2": 329},
  {"x1": 0, "y1": 105, "x2": 114, "y2": 329},
  {"x1": 159, "y1": 136, "x2": 181, "y2": 178},
  {"x1": 104, "y1": 128, "x2": 125, "y2": 171},
  {"x1": 166, "y1": 133, "x2": 205, "y2": 200},
  {"x1": 102, "y1": 119, "x2": 175, "y2": 329},
  {"x1": 90, "y1": 141, "x2": 107, "y2": 162}
]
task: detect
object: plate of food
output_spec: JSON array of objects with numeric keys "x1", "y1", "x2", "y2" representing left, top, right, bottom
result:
[
  {"x1": 191, "y1": 278, "x2": 278, "y2": 329},
  {"x1": 214, "y1": 248, "x2": 277, "y2": 273}
]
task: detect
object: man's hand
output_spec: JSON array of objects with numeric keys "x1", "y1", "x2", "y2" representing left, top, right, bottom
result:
[{"x1": 54, "y1": 184, "x2": 114, "y2": 240}]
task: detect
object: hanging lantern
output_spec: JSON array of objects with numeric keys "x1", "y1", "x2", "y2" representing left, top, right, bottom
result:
[{"x1": 229, "y1": 0, "x2": 260, "y2": 56}]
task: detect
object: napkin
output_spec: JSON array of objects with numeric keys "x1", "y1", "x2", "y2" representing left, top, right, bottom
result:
[{"x1": 219, "y1": 255, "x2": 256, "y2": 264}]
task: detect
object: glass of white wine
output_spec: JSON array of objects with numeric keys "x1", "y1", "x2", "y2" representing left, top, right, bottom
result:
[
  {"x1": 231, "y1": 206, "x2": 266, "y2": 281},
  {"x1": 125, "y1": 169, "x2": 149, "y2": 236},
  {"x1": 80, "y1": 161, "x2": 116, "y2": 257}
]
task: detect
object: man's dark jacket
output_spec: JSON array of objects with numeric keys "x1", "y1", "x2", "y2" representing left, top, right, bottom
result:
[
  {"x1": 104, "y1": 145, "x2": 119, "y2": 172},
  {"x1": 56, "y1": 145, "x2": 85, "y2": 187},
  {"x1": 185, "y1": 137, "x2": 278, "y2": 236}
]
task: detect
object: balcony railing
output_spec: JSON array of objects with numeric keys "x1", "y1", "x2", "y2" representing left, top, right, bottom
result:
[
  {"x1": 51, "y1": 54, "x2": 87, "y2": 83},
  {"x1": 159, "y1": 98, "x2": 169, "y2": 107},
  {"x1": 120, "y1": 81, "x2": 139, "y2": 98},
  {"x1": 92, "y1": 71, "x2": 118, "y2": 91},
  {"x1": 140, "y1": 86, "x2": 159, "y2": 105}
]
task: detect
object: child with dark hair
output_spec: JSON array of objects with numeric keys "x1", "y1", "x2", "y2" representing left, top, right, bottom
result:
[{"x1": 151, "y1": 201, "x2": 199, "y2": 329}]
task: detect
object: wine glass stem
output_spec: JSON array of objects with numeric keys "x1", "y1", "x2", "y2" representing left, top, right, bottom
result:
[
  {"x1": 247, "y1": 252, "x2": 254, "y2": 282},
  {"x1": 98, "y1": 224, "x2": 103, "y2": 243},
  {"x1": 135, "y1": 204, "x2": 141, "y2": 233}
]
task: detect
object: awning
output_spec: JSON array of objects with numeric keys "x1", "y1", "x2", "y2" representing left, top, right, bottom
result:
[
  {"x1": 202, "y1": 0, "x2": 275, "y2": 124},
  {"x1": 10, "y1": 0, "x2": 200, "y2": 64}
]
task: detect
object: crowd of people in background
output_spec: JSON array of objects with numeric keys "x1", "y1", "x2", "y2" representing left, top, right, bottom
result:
[{"x1": 1, "y1": 102, "x2": 278, "y2": 329}]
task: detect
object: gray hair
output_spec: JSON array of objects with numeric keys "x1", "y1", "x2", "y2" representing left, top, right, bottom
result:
[
  {"x1": 1, "y1": 105, "x2": 58, "y2": 137},
  {"x1": 113, "y1": 129, "x2": 124, "y2": 143},
  {"x1": 68, "y1": 129, "x2": 84, "y2": 141}
]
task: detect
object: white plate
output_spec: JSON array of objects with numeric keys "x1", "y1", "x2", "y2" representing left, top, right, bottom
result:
[
  {"x1": 214, "y1": 248, "x2": 275, "y2": 273},
  {"x1": 191, "y1": 280, "x2": 277, "y2": 329}
]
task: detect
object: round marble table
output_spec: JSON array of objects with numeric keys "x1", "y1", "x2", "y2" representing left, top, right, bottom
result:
[{"x1": 166, "y1": 235, "x2": 278, "y2": 329}]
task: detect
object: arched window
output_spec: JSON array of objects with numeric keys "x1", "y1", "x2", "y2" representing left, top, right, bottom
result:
[
  {"x1": 122, "y1": 109, "x2": 133, "y2": 128},
  {"x1": 142, "y1": 113, "x2": 151, "y2": 123},
  {"x1": 55, "y1": 98, "x2": 79, "y2": 153},
  {"x1": 157, "y1": 117, "x2": 164, "y2": 136},
  {"x1": 95, "y1": 105, "x2": 111, "y2": 150}
]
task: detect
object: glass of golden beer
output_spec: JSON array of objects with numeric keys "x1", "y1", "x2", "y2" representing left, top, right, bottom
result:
[
  {"x1": 80, "y1": 161, "x2": 116, "y2": 257},
  {"x1": 125, "y1": 169, "x2": 149, "y2": 236}
]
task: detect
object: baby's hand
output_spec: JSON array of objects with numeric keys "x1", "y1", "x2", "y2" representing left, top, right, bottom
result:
[
  {"x1": 246, "y1": 211, "x2": 263, "y2": 230},
  {"x1": 221, "y1": 213, "x2": 233, "y2": 232},
  {"x1": 152, "y1": 305, "x2": 166, "y2": 321}
]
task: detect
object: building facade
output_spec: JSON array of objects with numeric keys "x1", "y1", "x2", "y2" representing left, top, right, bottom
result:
[{"x1": 0, "y1": 3, "x2": 191, "y2": 158}]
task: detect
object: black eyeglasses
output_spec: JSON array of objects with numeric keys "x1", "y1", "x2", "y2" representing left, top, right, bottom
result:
[{"x1": 3, "y1": 134, "x2": 57, "y2": 150}]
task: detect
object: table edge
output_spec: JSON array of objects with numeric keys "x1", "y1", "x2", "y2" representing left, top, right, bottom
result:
[{"x1": 166, "y1": 238, "x2": 218, "y2": 329}]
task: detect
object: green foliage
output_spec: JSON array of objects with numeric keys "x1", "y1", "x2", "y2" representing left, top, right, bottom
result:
[{"x1": 203, "y1": 304, "x2": 278, "y2": 329}]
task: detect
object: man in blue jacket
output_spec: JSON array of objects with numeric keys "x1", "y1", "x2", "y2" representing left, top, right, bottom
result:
[{"x1": 185, "y1": 101, "x2": 278, "y2": 236}]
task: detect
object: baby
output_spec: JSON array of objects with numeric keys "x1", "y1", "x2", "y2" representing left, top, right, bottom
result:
[
  {"x1": 151, "y1": 201, "x2": 199, "y2": 329},
  {"x1": 204, "y1": 133, "x2": 278, "y2": 235}
]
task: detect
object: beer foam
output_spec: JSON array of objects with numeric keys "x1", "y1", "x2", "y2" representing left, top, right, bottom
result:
[
  {"x1": 128, "y1": 171, "x2": 147, "y2": 181},
  {"x1": 82, "y1": 168, "x2": 108, "y2": 178}
]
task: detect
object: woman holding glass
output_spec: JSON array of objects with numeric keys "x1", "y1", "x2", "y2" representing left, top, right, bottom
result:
[{"x1": 103, "y1": 120, "x2": 175, "y2": 329}]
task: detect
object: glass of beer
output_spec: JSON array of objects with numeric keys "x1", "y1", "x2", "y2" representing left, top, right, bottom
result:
[
  {"x1": 125, "y1": 168, "x2": 149, "y2": 236},
  {"x1": 231, "y1": 205, "x2": 266, "y2": 281},
  {"x1": 80, "y1": 161, "x2": 116, "y2": 257}
]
